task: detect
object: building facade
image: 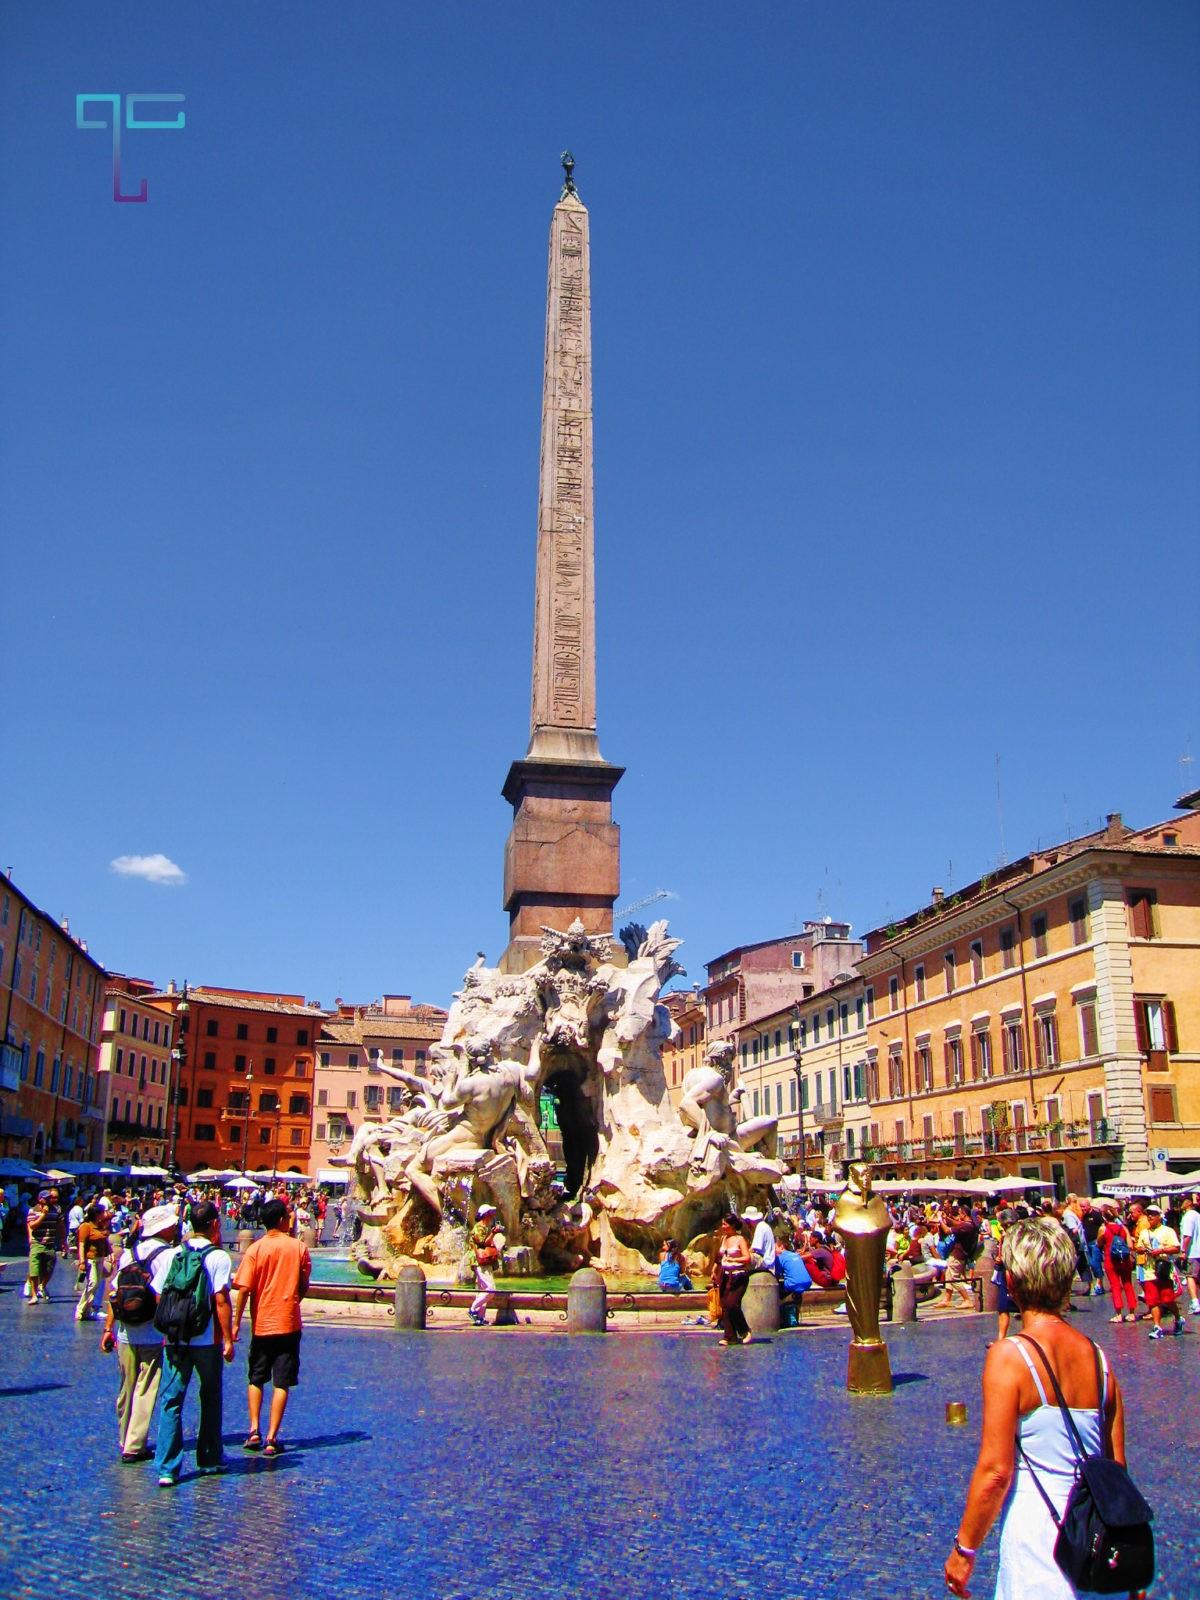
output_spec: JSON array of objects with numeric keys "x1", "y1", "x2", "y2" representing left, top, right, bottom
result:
[
  {"x1": 311, "y1": 995, "x2": 448, "y2": 1178},
  {"x1": 98, "y1": 976, "x2": 173, "y2": 1168},
  {"x1": 153, "y1": 986, "x2": 326, "y2": 1175},
  {"x1": 703, "y1": 922, "x2": 864, "y2": 1043},
  {"x1": 661, "y1": 987, "x2": 707, "y2": 1109},
  {"x1": 857, "y1": 806, "x2": 1200, "y2": 1196},
  {"x1": 0, "y1": 873, "x2": 107, "y2": 1165},
  {"x1": 732, "y1": 973, "x2": 870, "y2": 1177}
]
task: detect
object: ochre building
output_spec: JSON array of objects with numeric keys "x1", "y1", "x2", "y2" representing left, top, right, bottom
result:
[
  {"x1": 98, "y1": 975, "x2": 174, "y2": 1168},
  {"x1": 857, "y1": 803, "x2": 1200, "y2": 1195}
]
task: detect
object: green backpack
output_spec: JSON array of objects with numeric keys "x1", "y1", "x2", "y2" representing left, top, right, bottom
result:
[{"x1": 152, "y1": 1243, "x2": 214, "y2": 1345}]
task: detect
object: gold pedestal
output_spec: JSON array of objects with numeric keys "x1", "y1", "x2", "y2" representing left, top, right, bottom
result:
[{"x1": 847, "y1": 1339, "x2": 893, "y2": 1395}]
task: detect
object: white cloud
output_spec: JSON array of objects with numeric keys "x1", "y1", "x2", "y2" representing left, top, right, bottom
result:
[{"x1": 110, "y1": 853, "x2": 188, "y2": 887}]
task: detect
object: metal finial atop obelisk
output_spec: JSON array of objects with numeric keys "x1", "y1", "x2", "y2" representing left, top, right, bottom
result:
[{"x1": 499, "y1": 159, "x2": 623, "y2": 973}]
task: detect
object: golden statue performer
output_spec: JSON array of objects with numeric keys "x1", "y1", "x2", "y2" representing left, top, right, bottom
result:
[{"x1": 833, "y1": 1162, "x2": 894, "y2": 1394}]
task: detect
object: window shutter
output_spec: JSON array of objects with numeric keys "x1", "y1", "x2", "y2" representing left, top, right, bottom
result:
[
  {"x1": 1163, "y1": 1000, "x2": 1179, "y2": 1054},
  {"x1": 1148, "y1": 1085, "x2": 1175, "y2": 1124},
  {"x1": 1033, "y1": 1020, "x2": 1046, "y2": 1068},
  {"x1": 1132, "y1": 1001, "x2": 1149, "y2": 1054},
  {"x1": 942, "y1": 1040, "x2": 952, "y2": 1085}
]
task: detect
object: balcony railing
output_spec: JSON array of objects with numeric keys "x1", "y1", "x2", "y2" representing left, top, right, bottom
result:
[
  {"x1": 862, "y1": 1118, "x2": 1122, "y2": 1167},
  {"x1": 812, "y1": 1102, "x2": 842, "y2": 1127}
]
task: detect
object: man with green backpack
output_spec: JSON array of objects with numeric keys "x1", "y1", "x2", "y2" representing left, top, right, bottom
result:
[{"x1": 152, "y1": 1200, "x2": 235, "y2": 1487}]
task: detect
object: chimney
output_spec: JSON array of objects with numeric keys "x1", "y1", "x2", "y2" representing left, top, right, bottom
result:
[
  {"x1": 1105, "y1": 812, "x2": 1125, "y2": 842},
  {"x1": 931, "y1": 887, "x2": 945, "y2": 905},
  {"x1": 167, "y1": 979, "x2": 177, "y2": 995}
]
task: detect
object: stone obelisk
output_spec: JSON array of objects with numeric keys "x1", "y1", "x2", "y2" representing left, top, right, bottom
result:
[{"x1": 500, "y1": 155, "x2": 623, "y2": 973}]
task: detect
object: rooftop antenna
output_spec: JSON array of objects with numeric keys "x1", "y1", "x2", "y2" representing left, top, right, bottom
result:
[{"x1": 995, "y1": 753, "x2": 1008, "y2": 867}]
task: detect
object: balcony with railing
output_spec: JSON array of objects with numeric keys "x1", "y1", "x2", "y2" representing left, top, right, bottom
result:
[
  {"x1": 811, "y1": 1100, "x2": 842, "y2": 1128},
  {"x1": 862, "y1": 1118, "x2": 1122, "y2": 1167}
]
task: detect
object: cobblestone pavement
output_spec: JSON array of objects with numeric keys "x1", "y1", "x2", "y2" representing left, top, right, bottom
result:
[{"x1": 0, "y1": 1275, "x2": 1196, "y2": 1600}]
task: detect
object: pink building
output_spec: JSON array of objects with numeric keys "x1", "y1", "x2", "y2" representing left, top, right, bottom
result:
[{"x1": 703, "y1": 921, "x2": 864, "y2": 1041}]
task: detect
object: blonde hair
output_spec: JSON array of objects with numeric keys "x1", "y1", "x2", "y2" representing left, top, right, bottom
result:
[{"x1": 1000, "y1": 1217, "x2": 1077, "y2": 1312}]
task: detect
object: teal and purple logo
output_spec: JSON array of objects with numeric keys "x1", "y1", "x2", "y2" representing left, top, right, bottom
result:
[{"x1": 76, "y1": 93, "x2": 185, "y2": 202}]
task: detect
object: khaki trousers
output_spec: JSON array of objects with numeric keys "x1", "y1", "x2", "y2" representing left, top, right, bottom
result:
[{"x1": 116, "y1": 1343, "x2": 163, "y2": 1455}]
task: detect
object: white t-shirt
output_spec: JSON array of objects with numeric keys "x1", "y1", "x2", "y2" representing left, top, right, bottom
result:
[
  {"x1": 751, "y1": 1220, "x2": 776, "y2": 1269},
  {"x1": 161, "y1": 1237, "x2": 233, "y2": 1347},
  {"x1": 115, "y1": 1238, "x2": 176, "y2": 1348},
  {"x1": 1180, "y1": 1208, "x2": 1200, "y2": 1261}
]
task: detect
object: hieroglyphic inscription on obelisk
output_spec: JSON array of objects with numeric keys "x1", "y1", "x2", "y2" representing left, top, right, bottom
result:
[{"x1": 528, "y1": 189, "x2": 599, "y2": 761}]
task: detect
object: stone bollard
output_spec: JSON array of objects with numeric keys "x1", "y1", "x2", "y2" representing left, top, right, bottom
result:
[
  {"x1": 743, "y1": 1269, "x2": 781, "y2": 1336},
  {"x1": 299, "y1": 1225, "x2": 318, "y2": 1249},
  {"x1": 393, "y1": 1263, "x2": 427, "y2": 1330},
  {"x1": 236, "y1": 1228, "x2": 256, "y2": 1255},
  {"x1": 892, "y1": 1263, "x2": 918, "y2": 1324},
  {"x1": 567, "y1": 1267, "x2": 606, "y2": 1333},
  {"x1": 980, "y1": 1265, "x2": 999, "y2": 1313}
]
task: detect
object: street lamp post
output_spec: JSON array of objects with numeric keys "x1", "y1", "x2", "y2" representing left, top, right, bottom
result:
[
  {"x1": 790, "y1": 1001, "x2": 806, "y2": 1183},
  {"x1": 240, "y1": 1064, "x2": 254, "y2": 1172},
  {"x1": 167, "y1": 981, "x2": 189, "y2": 1174}
]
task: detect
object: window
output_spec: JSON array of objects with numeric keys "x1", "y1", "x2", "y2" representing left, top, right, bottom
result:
[
  {"x1": 810, "y1": 1017, "x2": 819, "y2": 1046},
  {"x1": 236, "y1": 1023, "x2": 248, "y2": 1040},
  {"x1": 266, "y1": 1026, "x2": 277, "y2": 1043},
  {"x1": 914, "y1": 964, "x2": 926, "y2": 1002},
  {"x1": 264, "y1": 1059, "x2": 276, "y2": 1076},
  {"x1": 176, "y1": 1085, "x2": 189, "y2": 1106},
  {"x1": 295, "y1": 1060, "x2": 307, "y2": 1078},
  {"x1": 289, "y1": 1094, "x2": 310, "y2": 1115},
  {"x1": 1127, "y1": 889, "x2": 1158, "y2": 940},
  {"x1": 289, "y1": 1128, "x2": 302, "y2": 1146},
  {"x1": 855, "y1": 997, "x2": 864, "y2": 1030},
  {"x1": 297, "y1": 1028, "x2": 309, "y2": 1046},
  {"x1": 1069, "y1": 898, "x2": 1088, "y2": 946},
  {"x1": 970, "y1": 1029, "x2": 992, "y2": 1081},
  {"x1": 1001, "y1": 1018, "x2": 1024, "y2": 1074},
  {"x1": 791, "y1": 950, "x2": 805, "y2": 969},
  {"x1": 1034, "y1": 1011, "x2": 1059, "y2": 1068},
  {"x1": 119, "y1": 1008, "x2": 128, "y2": 1033},
  {"x1": 915, "y1": 1044, "x2": 933, "y2": 1092},
  {"x1": 259, "y1": 1127, "x2": 271, "y2": 1145},
  {"x1": 320, "y1": 1052, "x2": 331, "y2": 1068},
  {"x1": 364, "y1": 1085, "x2": 382, "y2": 1109},
  {"x1": 1148, "y1": 1085, "x2": 1177, "y2": 1124},
  {"x1": 391, "y1": 1047, "x2": 405, "y2": 1063},
  {"x1": 775, "y1": 1082, "x2": 783, "y2": 1116},
  {"x1": 788, "y1": 1078, "x2": 796, "y2": 1112},
  {"x1": 49, "y1": 1055, "x2": 60, "y2": 1093},
  {"x1": 346, "y1": 1090, "x2": 357, "y2": 1109},
  {"x1": 260, "y1": 1091, "x2": 280, "y2": 1112},
  {"x1": 944, "y1": 1035, "x2": 964, "y2": 1087},
  {"x1": 205, "y1": 1018, "x2": 217, "y2": 1036},
  {"x1": 853, "y1": 1061, "x2": 864, "y2": 1100},
  {"x1": 316, "y1": 1123, "x2": 327, "y2": 1141},
  {"x1": 152, "y1": 1019, "x2": 160, "y2": 1044},
  {"x1": 228, "y1": 1090, "x2": 249, "y2": 1111},
  {"x1": 888, "y1": 976, "x2": 899, "y2": 1013},
  {"x1": 1000, "y1": 928, "x2": 1016, "y2": 970},
  {"x1": 1031, "y1": 913, "x2": 1048, "y2": 959},
  {"x1": 115, "y1": 1047, "x2": 124, "y2": 1073},
  {"x1": 944, "y1": 951, "x2": 956, "y2": 994},
  {"x1": 797, "y1": 1021, "x2": 807, "y2": 1049},
  {"x1": 969, "y1": 940, "x2": 984, "y2": 983},
  {"x1": 347, "y1": 1052, "x2": 359, "y2": 1069},
  {"x1": 774, "y1": 1028, "x2": 782, "y2": 1055},
  {"x1": 63, "y1": 1063, "x2": 73, "y2": 1099},
  {"x1": 194, "y1": 1124, "x2": 216, "y2": 1141},
  {"x1": 1077, "y1": 997, "x2": 1099, "y2": 1058},
  {"x1": 33, "y1": 1048, "x2": 45, "y2": 1087},
  {"x1": 234, "y1": 1054, "x2": 246, "y2": 1072},
  {"x1": 317, "y1": 1086, "x2": 331, "y2": 1109},
  {"x1": 1133, "y1": 998, "x2": 1177, "y2": 1066},
  {"x1": 203, "y1": 1051, "x2": 216, "y2": 1069},
  {"x1": 387, "y1": 1086, "x2": 405, "y2": 1109},
  {"x1": 196, "y1": 1087, "x2": 214, "y2": 1108},
  {"x1": 887, "y1": 1050, "x2": 904, "y2": 1098},
  {"x1": 415, "y1": 1051, "x2": 425, "y2": 1066},
  {"x1": 825, "y1": 1008, "x2": 834, "y2": 1038},
  {"x1": 141, "y1": 1017, "x2": 150, "y2": 1040},
  {"x1": 752, "y1": 1090, "x2": 760, "y2": 1116},
  {"x1": 839, "y1": 1003, "x2": 849, "y2": 1035},
  {"x1": 865, "y1": 986, "x2": 875, "y2": 1021}
]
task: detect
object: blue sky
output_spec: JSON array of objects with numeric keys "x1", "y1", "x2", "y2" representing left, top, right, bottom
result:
[{"x1": 1, "y1": 3, "x2": 1196, "y2": 1007}]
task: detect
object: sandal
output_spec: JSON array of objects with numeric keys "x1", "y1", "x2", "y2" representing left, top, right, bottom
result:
[
  {"x1": 262, "y1": 1438, "x2": 283, "y2": 1458},
  {"x1": 243, "y1": 1432, "x2": 263, "y2": 1451}
]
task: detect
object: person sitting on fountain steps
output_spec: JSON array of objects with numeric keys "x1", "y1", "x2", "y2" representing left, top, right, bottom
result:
[{"x1": 467, "y1": 1206, "x2": 505, "y2": 1326}]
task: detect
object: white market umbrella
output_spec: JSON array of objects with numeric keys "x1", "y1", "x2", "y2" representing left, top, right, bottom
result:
[
  {"x1": 223, "y1": 1175, "x2": 261, "y2": 1190},
  {"x1": 988, "y1": 1176, "x2": 1056, "y2": 1194},
  {"x1": 128, "y1": 1164, "x2": 170, "y2": 1179},
  {"x1": 187, "y1": 1168, "x2": 222, "y2": 1182},
  {"x1": 1097, "y1": 1169, "x2": 1200, "y2": 1199}
]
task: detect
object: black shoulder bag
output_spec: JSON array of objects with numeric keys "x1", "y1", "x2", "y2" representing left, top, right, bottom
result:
[{"x1": 1016, "y1": 1335, "x2": 1154, "y2": 1595}]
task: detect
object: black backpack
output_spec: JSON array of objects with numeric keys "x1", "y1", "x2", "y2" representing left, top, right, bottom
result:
[
  {"x1": 110, "y1": 1242, "x2": 170, "y2": 1326},
  {"x1": 1017, "y1": 1335, "x2": 1154, "y2": 1594},
  {"x1": 152, "y1": 1243, "x2": 215, "y2": 1345}
]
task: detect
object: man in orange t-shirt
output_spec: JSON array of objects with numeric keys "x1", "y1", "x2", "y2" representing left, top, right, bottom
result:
[{"x1": 231, "y1": 1197, "x2": 311, "y2": 1456}]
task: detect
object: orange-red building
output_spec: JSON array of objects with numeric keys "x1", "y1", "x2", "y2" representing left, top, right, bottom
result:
[
  {"x1": 0, "y1": 872, "x2": 108, "y2": 1165},
  {"x1": 151, "y1": 985, "x2": 327, "y2": 1176}
]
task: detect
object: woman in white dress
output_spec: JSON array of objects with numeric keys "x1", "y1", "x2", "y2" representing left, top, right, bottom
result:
[{"x1": 943, "y1": 1217, "x2": 1135, "y2": 1600}]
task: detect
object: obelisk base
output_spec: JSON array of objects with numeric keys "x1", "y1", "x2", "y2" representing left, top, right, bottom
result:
[{"x1": 846, "y1": 1339, "x2": 894, "y2": 1395}]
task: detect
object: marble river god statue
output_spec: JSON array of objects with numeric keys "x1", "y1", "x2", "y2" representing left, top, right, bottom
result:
[
  {"x1": 339, "y1": 920, "x2": 787, "y2": 1278},
  {"x1": 833, "y1": 1161, "x2": 894, "y2": 1395}
]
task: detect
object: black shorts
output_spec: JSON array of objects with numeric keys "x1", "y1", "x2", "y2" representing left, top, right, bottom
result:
[{"x1": 247, "y1": 1330, "x2": 301, "y2": 1390}]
